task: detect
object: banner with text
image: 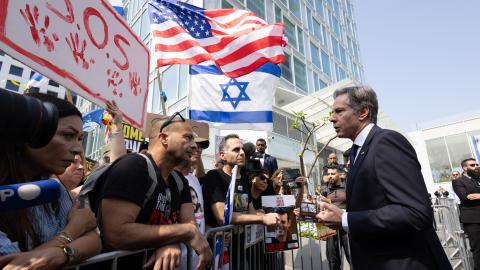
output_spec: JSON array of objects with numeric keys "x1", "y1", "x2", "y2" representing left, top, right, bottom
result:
[{"x1": 0, "y1": 0, "x2": 149, "y2": 128}]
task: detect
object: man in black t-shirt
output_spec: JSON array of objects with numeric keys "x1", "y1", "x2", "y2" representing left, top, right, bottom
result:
[
  {"x1": 202, "y1": 134, "x2": 279, "y2": 269},
  {"x1": 203, "y1": 134, "x2": 279, "y2": 228},
  {"x1": 98, "y1": 114, "x2": 212, "y2": 269}
]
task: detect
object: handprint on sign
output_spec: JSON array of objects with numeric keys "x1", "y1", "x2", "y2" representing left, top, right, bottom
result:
[
  {"x1": 129, "y1": 72, "x2": 142, "y2": 96},
  {"x1": 107, "y1": 69, "x2": 124, "y2": 97},
  {"x1": 66, "y1": 32, "x2": 90, "y2": 69},
  {"x1": 20, "y1": 4, "x2": 59, "y2": 52}
]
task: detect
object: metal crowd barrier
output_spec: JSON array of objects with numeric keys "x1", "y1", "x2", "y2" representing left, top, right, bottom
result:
[
  {"x1": 63, "y1": 222, "x2": 345, "y2": 270},
  {"x1": 432, "y1": 197, "x2": 473, "y2": 270}
]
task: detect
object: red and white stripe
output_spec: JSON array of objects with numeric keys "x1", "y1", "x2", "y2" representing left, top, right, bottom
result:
[{"x1": 151, "y1": 8, "x2": 286, "y2": 78}]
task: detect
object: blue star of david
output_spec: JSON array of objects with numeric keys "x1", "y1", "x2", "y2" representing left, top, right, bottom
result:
[{"x1": 220, "y1": 78, "x2": 250, "y2": 109}]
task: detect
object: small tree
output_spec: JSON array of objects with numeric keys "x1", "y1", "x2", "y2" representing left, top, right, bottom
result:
[{"x1": 291, "y1": 111, "x2": 336, "y2": 194}]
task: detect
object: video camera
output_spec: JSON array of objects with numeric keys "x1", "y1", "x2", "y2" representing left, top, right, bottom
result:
[
  {"x1": 0, "y1": 89, "x2": 58, "y2": 148},
  {"x1": 243, "y1": 142, "x2": 263, "y2": 173},
  {"x1": 282, "y1": 168, "x2": 302, "y2": 190}
]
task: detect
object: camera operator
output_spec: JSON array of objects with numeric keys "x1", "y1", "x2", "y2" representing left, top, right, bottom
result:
[{"x1": 323, "y1": 165, "x2": 350, "y2": 270}]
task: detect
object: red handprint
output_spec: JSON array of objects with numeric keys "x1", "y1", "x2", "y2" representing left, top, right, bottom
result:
[
  {"x1": 107, "y1": 69, "x2": 124, "y2": 97},
  {"x1": 20, "y1": 4, "x2": 59, "y2": 52},
  {"x1": 66, "y1": 32, "x2": 89, "y2": 69},
  {"x1": 129, "y1": 72, "x2": 142, "y2": 96}
]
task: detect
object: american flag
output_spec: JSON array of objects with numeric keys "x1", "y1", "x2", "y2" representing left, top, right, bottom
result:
[{"x1": 148, "y1": 0, "x2": 286, "y2": 78}]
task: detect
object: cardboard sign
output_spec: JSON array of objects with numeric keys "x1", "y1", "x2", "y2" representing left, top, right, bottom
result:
[{"x1": 0, "y1": 0, "x2": 149, "y2": 128}]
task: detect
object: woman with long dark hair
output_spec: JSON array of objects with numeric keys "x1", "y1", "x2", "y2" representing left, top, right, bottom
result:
[{"x1": 0, "y1": 93, "x2": 101, "y2": 269}]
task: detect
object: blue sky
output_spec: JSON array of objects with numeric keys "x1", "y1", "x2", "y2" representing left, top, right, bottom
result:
[{"x1": 351, "y1": 0, "x2": 480, "y2": 131}]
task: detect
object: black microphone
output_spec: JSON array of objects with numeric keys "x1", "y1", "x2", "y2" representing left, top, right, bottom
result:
[{"x1": 0, "y1": 180, "x2": 62, "y2": 211}]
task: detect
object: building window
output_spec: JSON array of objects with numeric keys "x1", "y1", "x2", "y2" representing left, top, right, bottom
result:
[
  {"x1": 297, "y1": 28, "x2": 304, "y2": 54},
  {"x1": 445, "y1": 133, "x2": 473, "y2": 171},
  {"x1": 246, "y1": 0, "x2": 265, "y2": 18},
  {"x1": 131, "y1": 17, "x2": 141, "y2": 37},
  {"x1": 288, "y1": 0, "x2": 301, "y2": 20},
  {"x1": 283, "y1": 16, "x2": 296, "y2": 49},
  {"x1": 5, "y1": 80, "x2": 19, "y2": 92},
  {"x1": 310, "y1": 42, "x2": 320, "y2": 68},
  {"x1": 315, "y1": 0, "x2": 324, "y2": 18},
  {"x1": 140, "y1": 11, "x2": 150, "y2": 39},
  {"x1": 336, "y1": 65, "x2": 346, "y2": 81},
  {"x1": 9, "y1": 65, "x2": 23, "y2": 77},
  {"x1": 312, "y1": 18, "x2": 321, "y2": 41},
  {"x1": 322, "y1": 25, "x2": 329, "y2": 47},
  {"x1": 275, "y1": 5, "x2": 282, "y2": 22},
  {"x1": 48, "y1": 80, "x2": 59, "y2": 87},
  {"x1": 321, "y1": 50, "x2": 331, "y2": 77},
  {"x1": 163, "y1": 65, "x2": 179, "y2": 106},
  {"x1": 339, "y1": 45, "x2": 347, "y2": 66},
  {"x1": 332, "y1": 37, "x2": 340, "y2": 60},
  {"x1": 426, "y1": 137, "x2": 452, "y2": 183},
  {"x1": 222, "y1": 0, "x2": 233, "y2": 8},
  {"x1": 313, "y1": 72, "x2": 320, "y2": 91},
  {"x1": 0, "y1": 61, "x2": 2, "y2": 71},
  {"x1": 280, "y1": 52, "x2": 292, "y2": 83},
  {"x1": 294, "y1": 57, "x2": 307, "y2": 92}
]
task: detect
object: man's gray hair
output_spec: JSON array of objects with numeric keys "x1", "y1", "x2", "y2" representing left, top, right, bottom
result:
[{"x1": 333, "y1": 86, "x2": 378, "y2": 124}]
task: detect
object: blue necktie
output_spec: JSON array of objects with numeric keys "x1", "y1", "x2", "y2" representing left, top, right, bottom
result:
[{"x1": 349, "y1": 144, "x2": 359, "y2": 166}]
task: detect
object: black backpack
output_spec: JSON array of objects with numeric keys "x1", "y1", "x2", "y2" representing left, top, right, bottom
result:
[{"x1": 78, "y1": 153, "x2": 184, "y2": 236}]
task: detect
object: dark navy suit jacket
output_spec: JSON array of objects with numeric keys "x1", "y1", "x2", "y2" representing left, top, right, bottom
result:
[
  {"x1": 346, "y1": 125, "x2": 452, "y2": 270},
  {"x1": 262, "y1": 153, "x2": 278, "y2": 176}
]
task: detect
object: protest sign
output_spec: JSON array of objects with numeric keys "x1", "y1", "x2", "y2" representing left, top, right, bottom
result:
[
  {"x1": 0, "y1": 0, "x2": 149, "y2": 128},
  {"x1": 262, "y1": 195, "x2": 299, "y2": 252}
]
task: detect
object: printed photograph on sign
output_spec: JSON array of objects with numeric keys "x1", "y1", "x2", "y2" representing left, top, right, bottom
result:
[{"x1": 262, "y1": 195, "x2": 299, "y2": 252}]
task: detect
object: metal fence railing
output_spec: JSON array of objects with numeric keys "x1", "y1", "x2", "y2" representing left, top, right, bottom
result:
[
  {"x1": 433, "y1": 197, "x2": 473, "y2": 270},
  {"x1": 64, "y1": 199, "x2": 471, "y2": 270}
]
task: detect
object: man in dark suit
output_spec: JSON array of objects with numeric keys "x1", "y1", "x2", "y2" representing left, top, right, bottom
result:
[
  {"x1": 316, "y1": 86, "x2": 452, "y2": 270},
  {"x1": 255, "y1": 138, "x2": 278, "y2": 176},
  {"x1": 452, "y1": 158, "x2": 480, "y2": 269}
]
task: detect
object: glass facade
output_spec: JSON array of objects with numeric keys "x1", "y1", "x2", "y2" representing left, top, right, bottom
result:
[{"x1": 425, "y1": 130, "x2": 480, "y2": 183}]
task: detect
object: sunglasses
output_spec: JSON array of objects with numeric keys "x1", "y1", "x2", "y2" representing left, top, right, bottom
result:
[
  {"x1": 258, "y1": 175, "x2": 269, "y2": 181},
  {"x1": 159, "y1": 112, "x2": 185, "y2": 132}
]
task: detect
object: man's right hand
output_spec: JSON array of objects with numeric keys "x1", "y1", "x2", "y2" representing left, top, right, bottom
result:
[
  {"x1": 262, "y1": 212, "x2": 280, "y2": 226},
  {"x1": 187, "y1": 224, "x2": 213, "y2": 270}
]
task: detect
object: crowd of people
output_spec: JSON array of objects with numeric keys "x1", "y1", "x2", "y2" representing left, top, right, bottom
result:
[{"x1": 3, "y1": 85, "x2": 478, "y2": 270}]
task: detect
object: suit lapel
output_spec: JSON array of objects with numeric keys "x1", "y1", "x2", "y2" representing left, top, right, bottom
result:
[{"x1": 346, "y1": 126, "x2": 381, "y2": 206}]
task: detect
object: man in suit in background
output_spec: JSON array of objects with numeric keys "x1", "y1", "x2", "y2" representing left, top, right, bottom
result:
[
  {"x1": 452, "y1": 158, "x2": 480, "y2": 269},
  {"x1": 316, "y1": 86, "x2": 451, "y2": 270},
  {"x1": 256, "y1": 138, "x2": 278, "y2": 176}
]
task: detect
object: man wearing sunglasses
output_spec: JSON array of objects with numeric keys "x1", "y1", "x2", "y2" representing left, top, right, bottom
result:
[
  {"x1": 97, "y1": 112, "x2": 212, "y2": 270},
  {"x1": 453, "y1": 158, "x2": 480, "y2": 269}
]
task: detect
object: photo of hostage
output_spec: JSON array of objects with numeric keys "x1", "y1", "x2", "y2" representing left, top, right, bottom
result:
[{"x1": 275, "y1": 208, "x2": 292, "y2": 242}]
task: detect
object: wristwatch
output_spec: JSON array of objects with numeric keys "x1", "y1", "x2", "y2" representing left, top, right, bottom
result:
[{"x1": 58, "y1": 244, "x2": 76, "y2": 263}]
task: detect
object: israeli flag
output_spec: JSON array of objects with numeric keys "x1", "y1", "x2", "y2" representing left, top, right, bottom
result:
[
  {"x1": 26, "y1": 72, "x2": 48, "y2": 88},
  {"x1": 82, "y1": 109, "x2": 104, "y2": 132},
  {"x1": 189, "y1": 63, "x2": 280, "y2": 131},
  {"x1": 213, "y1": 165, "x2": 238, "y2": 270},
  {"x1": 109, "y1": 0, "x2": 125, "y2": 17}
]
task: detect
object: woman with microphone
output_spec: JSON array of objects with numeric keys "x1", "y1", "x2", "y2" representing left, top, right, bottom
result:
[{"x1": 0, "y1": 93, "x2": 101, "y2": 269}]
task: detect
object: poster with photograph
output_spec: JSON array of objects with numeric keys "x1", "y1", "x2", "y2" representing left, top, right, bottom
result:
[{"x1": 262, "y1": 195, "x2": 299, "y2": 252}]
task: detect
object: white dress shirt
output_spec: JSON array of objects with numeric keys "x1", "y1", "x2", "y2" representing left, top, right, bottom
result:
[{"x1": 341, "y1": 123, "x2": 375, "y2": 232}]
